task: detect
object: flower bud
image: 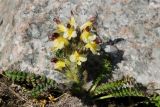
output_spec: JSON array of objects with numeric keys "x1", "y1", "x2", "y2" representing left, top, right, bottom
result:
[
  {"x1": 51, "y1": 58, "x2": 58, "y2": 63},
  {"x1": 53, "y1": 18, "x2": 61, "y2": 24},
  {"x1": 85, "y1": 26, "x2": 90, "y2": 32},
  {"x1": 94, "y1": 37, "x2": 102, "y2": 44},
  {"x1": 48, "y1": 33, "x2": 59, "y2": 41},
  {"x1": 67, "y1": 23, "x2": 71, "y2": 29}
]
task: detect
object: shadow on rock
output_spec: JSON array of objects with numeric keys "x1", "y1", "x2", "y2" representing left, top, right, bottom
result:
[{"x1": 101, "y1": 38, "x2": 125, "y2": 69}]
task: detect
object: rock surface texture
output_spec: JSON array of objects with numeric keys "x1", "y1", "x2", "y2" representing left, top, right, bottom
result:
[{"x1": 0, "y1": 0, "x2": 160, "y2": 89}]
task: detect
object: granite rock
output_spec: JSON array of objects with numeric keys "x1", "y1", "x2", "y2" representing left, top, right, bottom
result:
[{"x1": 0, "y1": 0, "x2": 160, "y2": 90}]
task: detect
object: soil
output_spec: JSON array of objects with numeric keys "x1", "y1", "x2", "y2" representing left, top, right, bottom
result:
[
  {"x1": 0, "y1": 75, "x2": 90, "y2": 107},
  {"x1": 0, "y1": 74, "x2": 154, "y2": 107},
  {"x1": 0, "y1": 75, "x2": 25, "y2": 107}
]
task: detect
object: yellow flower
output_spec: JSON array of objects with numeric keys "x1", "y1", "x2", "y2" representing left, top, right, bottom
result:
[
  {"x1": 69, "y1": 16, "x2": 76, "y2": 27},
  {"x1": 56, "y1": 17, "x2": 77, "y2": 40},
  {"x1": 85, "y1": 42, "x2": 100, "y2": 54},
  {"x1": 80, "y1": 30, "x2": 96, "y2": 43},
  {"x1": 63, "y1": 27, "x2": 77, "y2": 40},
  {"x1": 52, "y1": 36, "x2": 69, "y2": 51},
  {"x1": 54, "y1": 61, "x2": 66, "y2": 70},
  {"x1": 57, "y1": 24, "x2": 66, "y2": 33},
  {"x1": 70, "y1": 51, "x2": 87, "y2": 65},
  {"x1": 80, "y1": 21, "x2": 93, "y2": 31}
]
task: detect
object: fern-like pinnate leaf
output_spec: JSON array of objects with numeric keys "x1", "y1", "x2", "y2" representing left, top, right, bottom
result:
[
  {"x1": 92, "y1": 79, "x2": 130, "y2": 96},
  {"x1": 89, "y1": 57, "x2": 112, "y2": 92},
  {"x1": 4, "y1": 70, "x2": 28, "y2": 82},
  {"x1": 150, "y1": 94, "x2": 160, "y2": 107},
  {"x1": 91, "y1": 76, "x2": 146, "y2": 101},
  {"x1": 90, "y1": 75, "x2": 106, "y2": 92},
  {"x1": 4, "y1": 70, "x2": 59, "y2": 98},
  {"x1": 97, "y1": 87, "x2": 144, "y2": 100}
]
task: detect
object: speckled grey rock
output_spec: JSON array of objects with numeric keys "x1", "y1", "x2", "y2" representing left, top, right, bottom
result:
[
  {"x1": 103, "y1": 45, "x2": 118, "y2": 54},
  {"x1": 0, "y1": 0, "x2": 160, "y2": 90}
]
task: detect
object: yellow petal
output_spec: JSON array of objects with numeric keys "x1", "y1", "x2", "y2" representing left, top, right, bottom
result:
[
  {"x1": 58, "y1": 36, "x2": 69, "y2": 46},
  {"x1": 88, "y1": 34, "x2": 96, "y2": 41},
  {"x1": 54, "y1": 61, "x2": 66, "y2": 70},
  {"x1": 53, "y1": 39, "x2": 63, "y2": 48},
  {"x1": 57, "y1": 24, "x2": 67, "y2": 32},
  {"x1": 63, "y1": 32, "x2": 68, "y2": 39},
  {"x1": 71, "y1": 31, "x2": 77, "y2": 38},
  {"x1": 52, "y1": 40, "x2": 63, "y2": 51},
  {"x1": 77, "y1": 61, "x2": 81, "y2": 65},
  {"x1": 70, "y1": 51, "x2": 87, "y2": 65},
  {"x1": 80, "y1": 30, "x2": 90, "y2": 43},
  {"x1": 69, "y1": 16, "x2": 76, "y2": 27},
  {"x1": 67, "y1": 29, "x2": 77, "y2": 39},
  {"x1": 79, "y1": 57, "x2": 87, "y2": 62},
  {"x1": 85, "y1": 42, "x2": 99, "y2": 54},
  {"x1": 70, "y1": 54, "x2": 76, "y2": 62},
  {"x1": 80, "y1": 21, "x2": 92, "y2": 31},
  {"x1": 80, "y1": 31, "x2": 96, "y2": 43},
  {"x1": 63, "y1": 28, "x2": 77, "y2": 40},
  {"x1": 52, "y1": 36, "x2": 69, "y2": 51},
  {"x1": 74, "y1": 51, "x2": 79, "y2": 57}
]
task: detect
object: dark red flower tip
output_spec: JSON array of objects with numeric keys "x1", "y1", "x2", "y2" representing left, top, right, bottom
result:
[
  {"x1": 85, "y1": 26, "x2": 91, "y2": 32},
  {"x1": 51, "y1": 58, "x2": 58, "y2": 63},
  {"x1": 48, "y1": 33, "x2": 59, "y2": 41},
  {"x1": 94, "y1": 37, "x2": 102, "y2": 44},
  {"x1": 67, "y1": 23, "x2": 71, "y2": 28},
  {"x1": 53, "y1": 18, "x2": 61, "y2": 24}
]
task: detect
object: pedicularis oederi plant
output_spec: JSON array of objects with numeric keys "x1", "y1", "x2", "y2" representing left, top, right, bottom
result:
[
  {"x1": 48, "y1": 14, "x2": 102, "y2": 83},
  {"x1": 3, "y1": 13, "x2": 160, "y2": 107}
]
